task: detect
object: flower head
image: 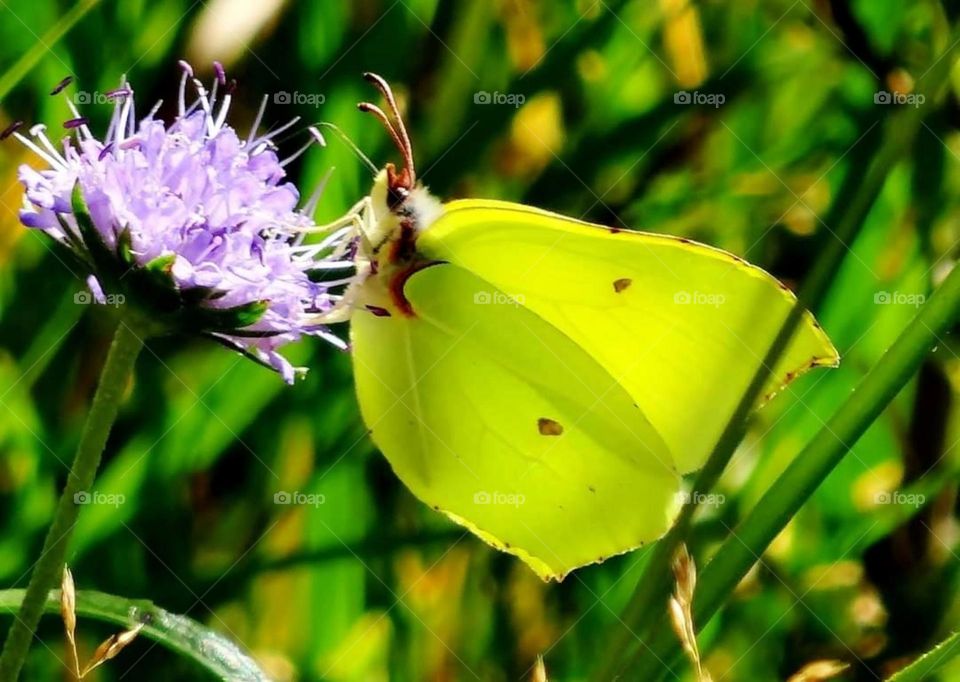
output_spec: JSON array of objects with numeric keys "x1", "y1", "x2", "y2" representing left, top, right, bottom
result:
[{"x1": 9, "y1": 62, "x2": 350, "y2": 382}]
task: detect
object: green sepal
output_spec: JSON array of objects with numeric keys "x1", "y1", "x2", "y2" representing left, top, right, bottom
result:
[
  {"x1": 185, "y1": 300, "x2": 269, "y2": 333},
  {"x1": 116, "y1": 227, "x2": 136, "y2": 267},
  {"x1": 123, "y1": 253, "x2": 181, "y2": 313},
  {"x1": 180, "y1": 286, "x2": 226, "y2": 305},
  {"x1": 55, "y1": 213, "x2": 89, "y2": 260}
]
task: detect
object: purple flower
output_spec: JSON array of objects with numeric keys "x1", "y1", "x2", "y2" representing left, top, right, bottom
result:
[{"x1": 10, "y1": 61, "x2": 351, "y2": 383}]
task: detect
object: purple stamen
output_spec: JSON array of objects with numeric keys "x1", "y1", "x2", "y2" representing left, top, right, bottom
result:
[
  {"x1": 178, "y1": 60, "x2": 194, "y2": 77},
  {"x1": 63, "y1": 117, "x2": 89, "y2": 130},
  {"x1": 1, "y1": 120, "x2": 23, "y2": 140},
  {"x1": 98, "y1": 142, "x2": 115, "y2": 160},
  {"x1": 106, "y1": 86, "x2": 132, "y2": 100},
  {"x1": 50, "y1": 76, "x2": 73, "y2": 96},
  {"x1": 213, "y1": 61, "x2": 226, "y2": 85}
]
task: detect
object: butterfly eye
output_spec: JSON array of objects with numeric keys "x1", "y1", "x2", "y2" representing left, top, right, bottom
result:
[{"x1": 387, "y1": 185, "x2": 410, "y2": 210}]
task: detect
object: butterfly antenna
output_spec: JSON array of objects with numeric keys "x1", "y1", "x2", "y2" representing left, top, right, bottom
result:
[
  {"x1": 356, "y1": 101, "x2": 406, "y2": 164},
  {"x1": 359, "y1": 72, "x2": 416, "y2": 184},
  {"x1": 317, "y1": 122, "x2": 378, "y2": 175}
]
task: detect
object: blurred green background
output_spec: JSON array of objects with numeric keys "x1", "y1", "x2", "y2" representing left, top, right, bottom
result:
[{"x1": 1, "y1": 0, "x2": 959, "y2": 680}]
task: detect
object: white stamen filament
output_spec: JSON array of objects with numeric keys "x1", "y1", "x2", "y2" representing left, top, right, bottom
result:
[
  {"x1": 208, "y1": 78, "x2": 219, "y2": 118},
  {"x1": 105, "y1": 88, "x2": 124, "y2": 144},
  {"x1": 249, "y1": 115, "x2": 300, "y2": 149},
  {"x1": 280, "y1": 127, "x2": 324, "y2": 168},
  {"x1": 146, "y1": 98, "x2": 163, "y2": 120},
  {"x1": 247, "y1": 94, "x2": 269, "y2": 147},
  {"x1": 192, "y1": 78, "x2": 215, "y2": 136},
  {"x1": 301, "y1": 167, "x2": 335, "y2": 220},
  {"x1": 28, "y1": 125, "x2": 68, "y2": 167},
  {"x1": 126, "y1": 92, "x2": 136, "y2": 138},
  {"x1": 178, "y1": 68, "x2": 189, "y2": 117},
  {"x1": 213, "y1": 92, "x2": 232, "y2": 132},
  {"x1": 116, "y1": 87, "x2": 133, "y2": 150},
  {"x1": 13, "y1": 132, "x2": 63, "y2": 169}
]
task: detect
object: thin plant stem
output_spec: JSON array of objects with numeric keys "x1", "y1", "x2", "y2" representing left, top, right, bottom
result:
[{"x1": 0, "y1": 318, "x2": 145, "y2": 681}]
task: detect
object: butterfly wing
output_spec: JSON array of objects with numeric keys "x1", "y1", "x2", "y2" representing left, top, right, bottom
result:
[
  {"x1": 416, "y1": 200, "x2": 839, "y2": 474},
  {"x1": 351, "y1": 263, "x2": 680, "y2": 580}
]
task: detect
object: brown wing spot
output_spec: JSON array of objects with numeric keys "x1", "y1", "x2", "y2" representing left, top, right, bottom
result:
[
  {"x1": 608, "y1": 227, "x2": 622, "y2": 234},
  {"x1": 538, "y1": 418, "x2": 564, "y2": 436},
  {"x1": 613, "y1": 278, "x2": 632, "y2": 293},
  {"x1": 677, "y1": 237, "x2": 693, "y2": 244},
  {"x1": 588, "y1": 485, "x2": 596, "y2": 493}
]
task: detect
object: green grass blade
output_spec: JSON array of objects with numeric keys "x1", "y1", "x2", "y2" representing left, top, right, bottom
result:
[
  {"x1": 0, "y1": 588, "x2": 269, "y2": 681},
  {"x1": 630, "y1": 260, "x2": 960, "y2": 680},
  {"x1": 593, "y1": 24, "x2": 960, "y2": 681},
  {"x1": 0, "y1": 0, "x2": 102, "y2": 103},
  {"x1": 886, "y1": 631, "x2": 960, "y2": 682}
]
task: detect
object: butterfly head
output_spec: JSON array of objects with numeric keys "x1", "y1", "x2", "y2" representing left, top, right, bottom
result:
[
  {"x1": 359, "y1": 74, "x2": 442, "y2": 257},
  {"x1": 357, "y1": 73, "x2": 417, "y2": 210}
]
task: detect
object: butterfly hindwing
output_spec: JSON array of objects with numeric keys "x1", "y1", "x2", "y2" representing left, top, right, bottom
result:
[{"x1": 350, "y1": 263, "x2": 680, "y2": 580}]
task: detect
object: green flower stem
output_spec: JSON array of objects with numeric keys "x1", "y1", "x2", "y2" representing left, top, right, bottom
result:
[
  {"x1": 630, "y1": 261, "x2": 960, "y2": 680},
  {"x1": 0, "y1": 318, "x2": 145, "y2": 681},
  {"x1": 592, "y1": 27, "x2": 960, "y2": 682}
]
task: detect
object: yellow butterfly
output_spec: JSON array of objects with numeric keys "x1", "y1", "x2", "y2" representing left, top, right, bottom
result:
[{"x1": 321, "y1": 74, "x2": 837, "y2": 581}]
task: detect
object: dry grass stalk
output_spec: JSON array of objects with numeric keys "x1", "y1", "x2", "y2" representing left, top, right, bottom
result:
[
  {"x1": 57, "y1": 564, "x2": 146, "y2": 679},
  {"x1": 668, "y1": 544, "x2": 712, "y2": 682},
  {"x1": 531, "y1": 654, "x2": 548, "y2": 682},
  {"x1": 60, "y1": 566, "x2": 81, "y2": 680}
]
